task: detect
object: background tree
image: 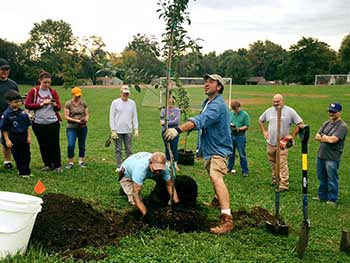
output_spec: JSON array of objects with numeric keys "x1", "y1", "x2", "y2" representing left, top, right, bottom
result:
[
  {"x1": 0, "y1": 39, "x2": 24, "y2": 81},
  {"x1": 283, "y1": 37, "x2": 337, "y2": 84},
  {"x1": 218, "y1": 51, "x2": 252, "y2": 84},
  {"x1": 338, "y1": 34, "x2": 350, "y2": 73}
]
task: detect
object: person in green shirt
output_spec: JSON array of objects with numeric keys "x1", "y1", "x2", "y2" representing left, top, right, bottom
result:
[{"x1": 227, "y1": 100, "x2": 250, "y2": 177}]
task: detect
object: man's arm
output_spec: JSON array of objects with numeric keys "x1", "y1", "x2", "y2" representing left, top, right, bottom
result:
[
  {"x1": 258, "y1": 119, "x2": 269, "y2": 140},
  {"x1": 132, "y1": 183, "x2": 147, "y2": 215},
  {"x1": 166, "y1": 180, "x2": 179, "y2": 203},
  {"x1": 289, "y1": 121, "x2": 304, "y2": 139},
  {"x1": 315, "y1": 133, "x2": 339, "y2": 144}
]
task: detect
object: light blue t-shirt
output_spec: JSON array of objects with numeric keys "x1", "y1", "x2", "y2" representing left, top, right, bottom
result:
[{"x1": 121, "y1": 152, "x2": 171, "y2": 185}]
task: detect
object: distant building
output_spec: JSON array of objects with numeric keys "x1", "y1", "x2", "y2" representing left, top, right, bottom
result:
[
  {"x1": 246, "y1": 76, "x2": 266, "y2": 85},
  {"x1": 96, "y1": 76, "x2": 123, "y2": 85}
]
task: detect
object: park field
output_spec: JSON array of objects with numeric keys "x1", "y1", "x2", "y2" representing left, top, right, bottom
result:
[{"x1": 1, "y1": 84, "x2": 350, "y2": 262}]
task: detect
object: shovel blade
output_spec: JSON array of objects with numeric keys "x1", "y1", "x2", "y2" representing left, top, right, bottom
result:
[
  {"x1": 340, "y1": 230, "x2": 350, "y2": 253},
  {"x1": 296, "y1": 220, "x2": 310, "y2": 258},
  {"x1": 266, "y1": 220, "x2": 289, "y2": 236}
]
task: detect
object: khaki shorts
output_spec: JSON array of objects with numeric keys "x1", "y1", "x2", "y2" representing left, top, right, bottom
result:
[
  {"x1": 204, "y1": 155, "x2": 228, "y2": 178},
  {"x1": 119, "y1": 176, "x2": 136, "y2": 205}
]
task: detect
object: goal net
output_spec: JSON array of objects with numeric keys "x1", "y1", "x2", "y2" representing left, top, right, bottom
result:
[
  {"x1": 314, "y1": 74, "x2": 350, "y2": 86},
  {"x1": 141, "y1": 77, "x2": 233, "y2": 110}
]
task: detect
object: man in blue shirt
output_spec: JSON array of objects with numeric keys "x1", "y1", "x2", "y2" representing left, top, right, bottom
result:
[
  {"x1": 119, "y1": 152, "x2": 179, "y2": 221},
  {"x1": 165, "y1": 74, "x2": 233, "y2": 235}
]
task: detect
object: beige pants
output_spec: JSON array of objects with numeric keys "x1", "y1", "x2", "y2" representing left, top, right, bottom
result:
[
  {"x1": 119, "y1": 176, "x2": 136, "y2": 205},
  {"x1": 267, "y1": 144, "x2": 289, "y2": 189},
  {"x1": 204, "y1": 155, "x2": 228, "y2": 178}
]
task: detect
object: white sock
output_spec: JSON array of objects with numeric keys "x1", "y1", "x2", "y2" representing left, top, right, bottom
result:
[
  {"x1": 4, "y1": 161, "x2": 10, "y2": 164},
  {"x1": 221, "y1": 209, "x2": 231, "y2": 215}
]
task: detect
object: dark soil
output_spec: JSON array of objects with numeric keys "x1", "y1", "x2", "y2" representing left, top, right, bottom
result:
[{"x1": 31, "y1": 191, "x2": 281, "y2": 261}]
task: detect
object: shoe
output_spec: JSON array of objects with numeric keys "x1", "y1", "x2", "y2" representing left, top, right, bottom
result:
[
  {"x1": 56, "y1": 167, "x2": 63, "y2": 173},
  {"x1": 79, "y1": 162, "x2": 87, "y2": 168},
  {"x1": 278, "y1": 188, "x2": 289, "y2": 192},
  {"x1": 230, "y1": 169, "x2": 236, "y2": 176},
  {"x1": 312, "y1": 196, "x2": 326, "y2": 202},
  {"x1": 65, "y1": 163, "x2": 74, "y2": 169},
  {"x1": 41, "y1": 166, "x2": 52, "y2": 172},
  {"x1": 243, "y1": 173, "x2": 248, "y2": 177},
  {"x1": 3, "y1": 163, "x2": 13, "y2": 169},
  {"x1": 210, "y1": 214, "x2": 234, "y2": 235},
  {"x1": 21, "y1": 173, "x2": 33, "y2": 178},
  {"x1": 326, "y1": 201, "x2": 337, "y2": 206}
]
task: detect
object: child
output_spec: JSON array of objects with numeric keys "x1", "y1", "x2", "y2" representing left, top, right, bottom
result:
[{"x1": 0, "y1": 90, "x2": 32, "y2": 177}]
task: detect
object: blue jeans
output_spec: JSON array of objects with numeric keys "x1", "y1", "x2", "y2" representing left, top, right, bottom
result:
[
  {"x1": 316, "y1": 157, "x2": 339, "y2": 202},
  {"x1": 227, "y1": 135, "x2": 248, "y2": 174},
  {"x1": 66, "y1": 127, "x2": 88, "y2": 159}
]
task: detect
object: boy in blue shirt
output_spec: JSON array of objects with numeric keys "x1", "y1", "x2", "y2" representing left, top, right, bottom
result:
[{"x1": 0, "y1": 90, "x2": 32, "y2": 177}]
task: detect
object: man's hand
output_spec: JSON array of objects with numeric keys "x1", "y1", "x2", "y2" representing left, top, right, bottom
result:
[
  {"x1": 110, "y1": 130, "x2": 118, "y2": 140},
  {"x1": 134, "y1": 129, "x2": 139, "y2": 138},
  {"x1": 142, "y1": 211, "x2": 157, "y2": 226},
  {"x1": 164, "y1": 128, "x2": 179, "y2": 141},
  {"x1": 5, "y1": 140, "x2": 12, "y2": 149}
]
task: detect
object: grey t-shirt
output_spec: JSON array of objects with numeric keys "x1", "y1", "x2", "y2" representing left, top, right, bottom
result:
[
  {"x1": 34, "y1": 89, "x2": 58, "y2": 124},
  {"x1": 317, "y1": 119, "x2": 347, "y2": 161},
  {"x1": 259, "y1": 105, "x2": 303, "y2": 146}
]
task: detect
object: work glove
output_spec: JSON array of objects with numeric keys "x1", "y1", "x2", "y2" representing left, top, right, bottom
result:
[
  {"x1": 164, "y1": 127, "x2": 181, "y2": 141},
  {"x1": 134, "y1": 129, "x2": 139, "y2": 138},
  {"x1": 280, "y1": 136, "x2": 295, "y2": 150},
  {"x1": 104, "y1": 136, "x2": 111, "y2": 147},
  {"x1": 142, "y1": 211, "x2": 157, "y2": 226},
  {"x1": 110, "y1": 130, "x2": 118, "y2": 140}
]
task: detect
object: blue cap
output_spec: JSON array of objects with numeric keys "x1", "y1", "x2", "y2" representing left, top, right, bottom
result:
[{"x1": 329, "y1": 102, "x2": 342, "y2": 112}]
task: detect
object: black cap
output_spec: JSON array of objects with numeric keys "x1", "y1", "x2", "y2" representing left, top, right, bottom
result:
[{"x1": 0, "y1": 58, "x2": 10, "y2": 68}]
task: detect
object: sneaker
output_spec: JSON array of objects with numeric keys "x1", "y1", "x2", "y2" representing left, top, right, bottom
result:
[
  {"x1": 79, "y1": 162, "x2": 87, "y2": 168},
  {"x1": 41, "y1": 166, "x2": 52, "y2": 172},
  {"x1": 312, "y1": 196, "x2": 326, "y2": 202},
  {"x1": 3, "y1": 163, "x2": 13, "y2": 169},
  {"x1": 56, "y1": 167, "x2": 63, "y2": 173},
  {"x1": 20, "y1": 174, "x2": 33, "y2": 178},
  {"x1": 326, "y1": 201, "x2": 337, "y2": 206},
  {"x1": 230, "y1": 169, "x2": 236, "y2": 176},
  {"x1": 210, "y1": 214, "x2": 234, "y2": 235},
  {"x1": 65, "y1": 163, "x2": 74, "y2": 169},
  {"x1": 243, "y1": 173, "x2": 248, "y2": 177}
]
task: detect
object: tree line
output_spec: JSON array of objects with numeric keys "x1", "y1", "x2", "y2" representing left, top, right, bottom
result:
[{"x1": 0, "y1": 19, "x2": 349, "y2": 86}]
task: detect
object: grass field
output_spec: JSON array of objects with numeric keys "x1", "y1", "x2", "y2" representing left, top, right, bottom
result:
[{"x1": 1, "y1": 84, "x2": 350, "y2": 262}]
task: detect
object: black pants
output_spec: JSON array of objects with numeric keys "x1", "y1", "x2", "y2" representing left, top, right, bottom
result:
[
  {"x1": 32, "y1": 121, "x2": 61, "y2": 168},
  {"x1": 9, "y1": 132, "x2": 31, "y2": 175}
]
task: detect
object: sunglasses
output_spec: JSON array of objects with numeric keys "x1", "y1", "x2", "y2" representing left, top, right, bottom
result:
[
  {"x1": 328, "y1": 110, "x2": 337, "y2": 114},
  {"x1": 0, "y1": 67, "x2": 10, "y2": 71}
]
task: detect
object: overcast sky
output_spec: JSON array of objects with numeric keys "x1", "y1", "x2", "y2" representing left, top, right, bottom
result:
[{"x1": 2, "y1": 0, "x2": 349, "y2": 54}]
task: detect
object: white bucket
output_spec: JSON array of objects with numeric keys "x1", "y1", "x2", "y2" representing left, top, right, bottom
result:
[{"x1": 0, "y1": 191, "x2": 43, "y2": 260}]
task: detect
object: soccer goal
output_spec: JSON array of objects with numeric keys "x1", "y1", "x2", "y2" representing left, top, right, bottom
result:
[
  {"x1": 159, "y1": 77, "x2": 232, "y2": 107},
  {"x1": 314, "y1": 74, "x2": 350, "y2": 86}
]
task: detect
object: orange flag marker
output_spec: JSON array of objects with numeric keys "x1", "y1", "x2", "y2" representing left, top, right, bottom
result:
[{"x1": 34, "y1": 180, "x2": 46, "y2": 194}]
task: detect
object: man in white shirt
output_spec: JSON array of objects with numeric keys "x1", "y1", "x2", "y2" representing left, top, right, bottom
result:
[{"x1": 110, "y1": 85, "x2": 139, "y2": 170}]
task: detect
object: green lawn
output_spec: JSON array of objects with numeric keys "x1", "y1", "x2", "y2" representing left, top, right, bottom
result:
[{"x1": 1, "y1": 84, "x2": 350, "y2": 262}]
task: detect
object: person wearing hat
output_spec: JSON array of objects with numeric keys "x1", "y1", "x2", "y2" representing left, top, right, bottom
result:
[
  {"x1": 110, "y1": 85, "x2": 139, "y2": 172},
  {"x1": 314, "y1": 102, "x2": 347, "y2": 205},
  {"x1": 0, "y1": 90, "x2": 32, "y2": 177},
  {"x1": 259, "y1": 94, "x2": 304, "y2": 191},
  {"x1": 164, "y1": 74, "x2": 234, "y2": 235},
  {"x1": 0, "y1": 58, "x2": 18, "y2": 170},
  {"x1": 227, "y1": 100, "x2": 250, "y2": 177},
  {"x1": 64, "y1": 87, "x2": 89, "y2": 169},
  {"x1": 118, "y1": 152, "x2": 179, "y2": 221}
]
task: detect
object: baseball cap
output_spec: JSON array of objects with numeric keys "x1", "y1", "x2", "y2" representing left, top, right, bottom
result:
[
  {"x1": 0, "y1": 58, "x2": 10, "y2": 69},
  {"x1": 150, "y1": 152, "x2": 166, "y2": 171},
  {"x1": 121, "y1": 85, "x2": 130, "y2": 94},
  {"x1": 71, "y1": 87, "x2": 82, "y2": 97},
  {"x1": 204, "y1": 74, "x2": 225, "y2": 93},
  {"x1": 328, "y1": 102, "x2": 342, "y2": 113}
]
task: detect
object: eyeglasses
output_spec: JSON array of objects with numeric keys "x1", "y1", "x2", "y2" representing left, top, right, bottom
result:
[
  {"x1": 0, "y1": 67, "x2": 10, "y2": 71},
  {"x1": 328, "y1": 110, "x2": 337, "y2": 114}
]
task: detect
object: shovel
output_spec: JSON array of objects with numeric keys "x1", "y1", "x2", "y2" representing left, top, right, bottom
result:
[
  {"x1": 340, "y1": 230, "x2": 350, "y2": 254},
  {"x1": 296, "y1": 125, "x2": 311, "y2": 258},
  {"x1": 266, "y1": 106, "x2": 289, "y2": 235}
]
